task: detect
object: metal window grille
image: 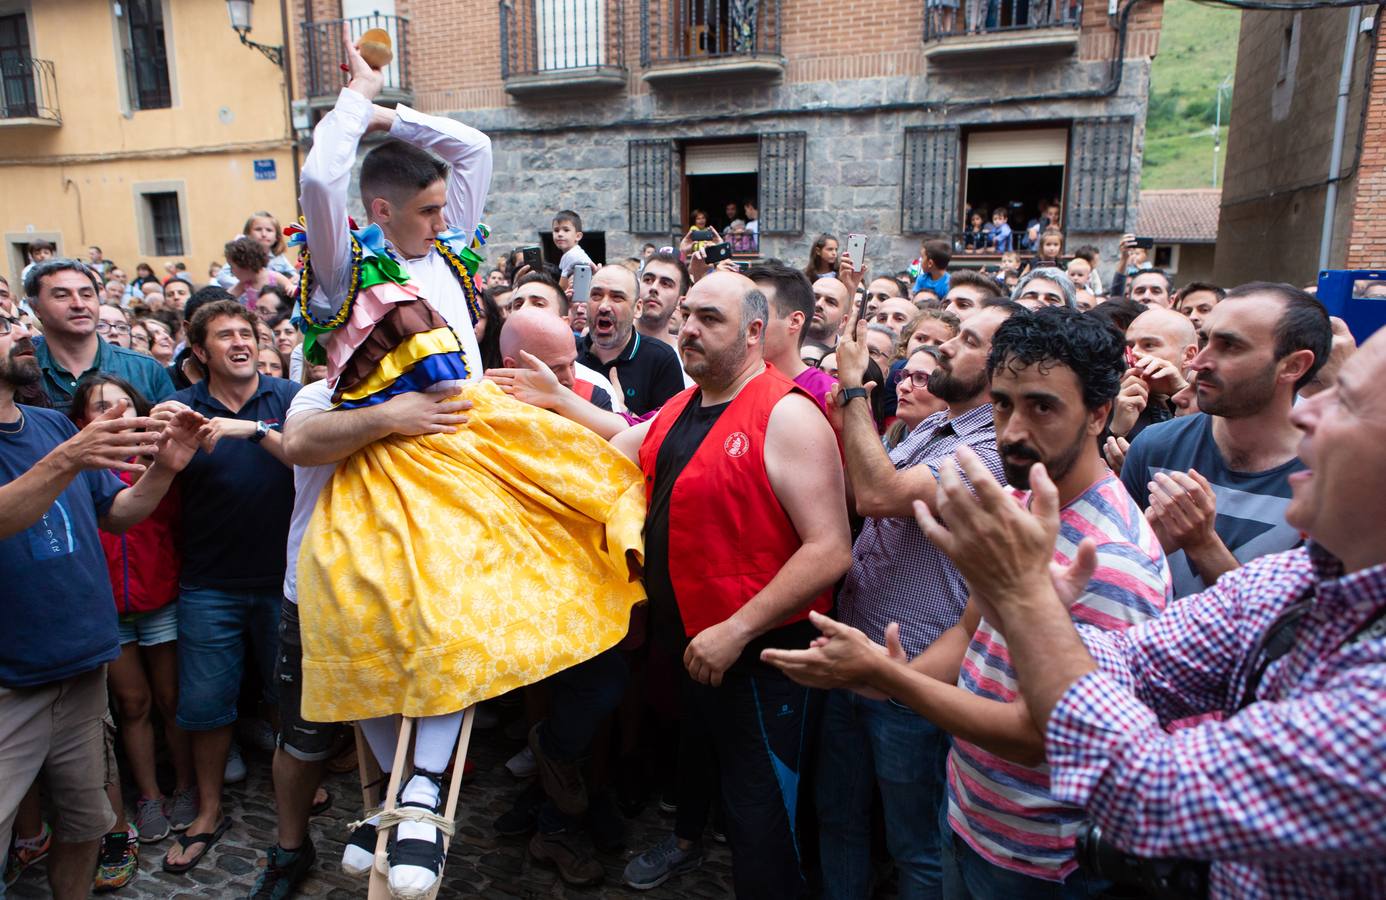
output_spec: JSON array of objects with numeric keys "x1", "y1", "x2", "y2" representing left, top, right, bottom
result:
[
  {"x1": 902, "y1": 125, "x2": 960, "y2": 235},
  {"x1": 629, "y1": 139, "x2": 675, "y2": 234},
  {"x1": 758, "y1": 131, "x2": 805, "y2": 235},
  {"x1": 640, "y1": 0, "x2": 782, "y2": 67},
  {"x1": 1066, "y1": 116, "x2": 1135, "y2": 232},
  {"x1": 501, "y1": 0, "x2": 624, "y2": 79},
  {"x1": 147, "y1": 192, "x2": 184, "y2": 256},
  {"x1": 124, "y1": 0, "x2": 171, "y2": 110}
]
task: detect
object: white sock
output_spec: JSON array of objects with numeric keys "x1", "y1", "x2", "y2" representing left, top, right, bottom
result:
[
  {"x1": 358, "y1": 715, "x2": 401, "y2": 773},
  {"x1": 412, "y1": 711, "x2": 464, "y2": 773},
  {"x1": 389, "y1": 774, "x2": 443, "y2": 898}
]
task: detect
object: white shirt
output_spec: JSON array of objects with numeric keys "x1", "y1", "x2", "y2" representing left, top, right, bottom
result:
[
  {"x1": 559, "y1": 245, "x2": 594, "y2": 278},
  {"x1": 282, "y1": 380, "x2": 338, "y2": 603},
  {"x1": 300, "y1": 88, "x2": 494, "y2": 382}
]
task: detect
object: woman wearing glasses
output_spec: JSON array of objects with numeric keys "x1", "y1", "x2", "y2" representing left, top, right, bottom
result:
[{"x1": 97, "y1": 305, "x2": 134, "y2": 349}]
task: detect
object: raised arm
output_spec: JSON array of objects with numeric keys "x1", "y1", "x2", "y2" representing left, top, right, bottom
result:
[{"x1": 388, "y1": 107, "x2": 492, "y2": 235}]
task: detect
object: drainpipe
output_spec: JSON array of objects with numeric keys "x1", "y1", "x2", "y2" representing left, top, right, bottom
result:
[{"x1": 1319, "y1": 5, "x2": 1364, "y2": 272}]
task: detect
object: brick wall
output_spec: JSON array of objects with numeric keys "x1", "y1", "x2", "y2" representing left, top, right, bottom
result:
[{"x1": 1346, "y1": 30, "x2": 1386, "y2": 269}]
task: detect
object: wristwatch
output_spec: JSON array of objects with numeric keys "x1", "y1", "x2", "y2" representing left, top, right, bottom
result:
[
  {"x1": 837, "y1": 386, "x2": 869, "y2": 407},
  {"x1": 249, "y1": 420, "x2": 270, "y2": 444}
]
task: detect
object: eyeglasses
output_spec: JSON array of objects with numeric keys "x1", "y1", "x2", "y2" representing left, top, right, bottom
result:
[
  {"x1": 899, "y1": 370, "x2": 932, "y2": 389},
  {"x1": 96, "y1": 321, "x2": 132, "y2": 335},
  {"x1": 868, "y1": 347, "x2": 890, "y2": 361},
  {"x1": 0, "y1": 316, "x2": 22, "y2": 335},
  {"x1": 802, "y1": 357, "x2": 823, "y2": 369}
]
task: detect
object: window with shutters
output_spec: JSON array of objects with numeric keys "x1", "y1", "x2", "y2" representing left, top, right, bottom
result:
[
  {"x1": 629, "y1": 139, "x2": 675, "y2": 235},
  {"x1": 902, "y1": 125, "x2": 960, "y2": 235},
  {"x1": 119, "y1": 0, "x2": 171, "y2": 111},
  {"x1": 758, "y1": 132, "x2": 805, "y2": 235},
  {"x1": 1066, "y1": 116, "x2": 1135, "y2": 232},
  {"x1": 683, "y1": 140, "x2": 759, "y2": 250},
  {"x1": 134, "y1": 183, "x2": 186, "y2": 257}
]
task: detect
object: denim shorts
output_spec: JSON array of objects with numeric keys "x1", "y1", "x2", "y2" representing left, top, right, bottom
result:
[
  {"x1": 175, "y1": 586, "x2": 280, "y2": 731},
  {"x1": 116, "y1": 603, "x2": 179, "y2": 647}
]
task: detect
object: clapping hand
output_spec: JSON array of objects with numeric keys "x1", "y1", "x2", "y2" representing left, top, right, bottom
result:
[
  {"x1": 762, "y1": 614, "x2": 906, "y2": 699},
  {"x1": 59, "y1": 402, "x2": 166, "y2": 474}
]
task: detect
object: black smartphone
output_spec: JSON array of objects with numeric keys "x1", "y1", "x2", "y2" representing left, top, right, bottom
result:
[
  {"x1": 690, "y1": 229, "x2": 714, "y2": 242},
  {"x1": 1130, "y1": 236, "x2": 1155, "y2": 250},
  {"x1": 520, "y1": 246, "x2": 542, "y2": 269},
  {"x1": 704, "y1": 242, "x2": 733, "y2": 264}
]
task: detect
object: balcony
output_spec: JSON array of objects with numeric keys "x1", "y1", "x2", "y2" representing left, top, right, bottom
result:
[
  {"x1": 302, "y1": 13, "x2": 411, "y2": 108},
  {"x1": 500, "y1": 0, "x2": 627, "y2": 99},
  {"x1": 923, "y1": 0, "x2": 1081, "y2": 65},
  {"x1": 640, "y1": 0, "x2": 785, "y2": 89},
  {"x1": 0, "y1": 56, "x2": 60, "y2": 127}
]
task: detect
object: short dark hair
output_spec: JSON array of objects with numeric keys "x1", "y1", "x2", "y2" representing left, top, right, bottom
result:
[
  {"x1": 991, "y1": 207, "x2": 1009, "y2": 220},
  {"x1": 360, "y1": 140, "x2": 447, "y2": 208},
  {"x1": 1128, "y1": 268, "x2": 1173, "y2": 296},
  {"x1": 257, "y1": 284, "x2": 293, "y2": 316},
  {"x1": 643, "y1": 251, "x2": 691, "y2": 297},
  {"x1": 553, "y1": 209, "x2": 583, "y2": 232},
  {"x1": 924, "y1": 239, "x2": 952, "y2": 270},
  {"x1": 947, "y1": 269, "x2": 1004, "y2": 299},
  {"x1": 743, "y1": 197, "x2": 758, "y2": 209},
  {"x1": 28, "y1": 239, "x2": 55, "y2": 255},
  {"x1": 68, "y1": 373, "x2": 151, "y2": 426},
  {"x1": 189, "y1": 299, "x2": 258, "y2": 350},
  {"x1": 185, "y1": 285, "x2": 235, "y2": 324},
  {"x1": 988, "y1": 306, "x2": 1125, "y2": 411},
  {"x1": 224, "y1": 236, "x2": 270, "y2": 272},
  {"x1": 1177, "y1": 281, "x2": 1226, "y2": 302},
  {"x1": 746, "y1": 262, "x2": 815, "y2": 348},
  {"x1": 1085, "y1": 297, "x2": 1146, "y2": 336},
  {"x1": 515, "y1": 271, "x2": 566, "y2": 314},
  {"x1": 1223, "y1": 282, "x2": 1333, "y2": 392},
  {"x1": 25, "y1": 258, "x2": 100, "y2": 300},
  {"x1": 1072, "y1": 244, "x2": 1099, "y2": 265},
  {"x1": 979, "y1": 297, "x2": 1028, "y2": 317}
]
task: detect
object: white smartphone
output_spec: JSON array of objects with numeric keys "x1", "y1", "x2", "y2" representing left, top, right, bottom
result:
[
  {"x1": 571, "y1": 263, "x2": 593, "y2": 305},
  {"x1": 846, "y1": 233, "x2": 867, "y2": 271}
]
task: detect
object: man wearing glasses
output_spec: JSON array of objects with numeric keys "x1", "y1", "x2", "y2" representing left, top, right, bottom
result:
[
  {"x1": 810, "y1": 299, "x2": 1024, "y2": 899},
  {"x1": 23, "y1": 260, "x2": 174, "y2": 414}
]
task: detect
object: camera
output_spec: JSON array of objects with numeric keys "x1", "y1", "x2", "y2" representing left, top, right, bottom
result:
[{"x1": 1074, "y1": 821, "x2": 1209, "y2": 900}]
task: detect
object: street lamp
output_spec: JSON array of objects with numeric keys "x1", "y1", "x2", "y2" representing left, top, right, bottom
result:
[{"x1": 226, "y1": 0, "x2": 285, "y2": 67}]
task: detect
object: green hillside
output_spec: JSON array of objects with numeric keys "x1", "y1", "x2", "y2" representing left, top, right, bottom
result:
[{"x1": 1141, "y1": 0, "x2": 1242, "y2": 189}]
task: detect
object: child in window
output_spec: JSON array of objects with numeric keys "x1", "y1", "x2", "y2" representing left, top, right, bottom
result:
[{"x1": 988, "y1": 207, "x2": 1013, "y2": 253}]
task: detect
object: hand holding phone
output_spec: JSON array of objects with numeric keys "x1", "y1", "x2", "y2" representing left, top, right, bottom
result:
[{"x1": 845, "y1": 234, "x2": 867, "y2": 272}]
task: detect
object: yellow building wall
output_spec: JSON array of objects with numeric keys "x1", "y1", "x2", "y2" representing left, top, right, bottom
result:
[{"x1": 0, "y1": 0, "x2": 299, "y2": 283}]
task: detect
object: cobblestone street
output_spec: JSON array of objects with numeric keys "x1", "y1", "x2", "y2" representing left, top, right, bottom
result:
[{"x1": 10, "y1": 720, "x2": 735, "y2": 900}]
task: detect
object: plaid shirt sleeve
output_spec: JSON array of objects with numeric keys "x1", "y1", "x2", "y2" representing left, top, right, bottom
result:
[{"x1": 1047, "y1": 561, "x2": 1386, "y2": 863}]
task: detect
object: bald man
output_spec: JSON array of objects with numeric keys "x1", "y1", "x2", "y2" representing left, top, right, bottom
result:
[
  {"x1": 1112, "y1": 306, "x2": 1198, "y2": 440},
  {"x1": 576, "y1": 265, "x2": 684, "y2": 415},
  {"x1": 808, "y1": 276, "x2": 850, "y2": 349},
  {"x1": 611, "y1": 271, "x2": 850, "y2": 897},
  {"x1": 500, "y1": 308, "x2": 614, "y2": 411}
]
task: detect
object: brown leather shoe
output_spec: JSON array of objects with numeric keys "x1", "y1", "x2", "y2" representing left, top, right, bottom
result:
[
  {"x1": 528, "y1": 723, "x2": 588, "y2": 816},
  {"x1": 528, "y1": 831, "x2": 604, "y2": 886}
]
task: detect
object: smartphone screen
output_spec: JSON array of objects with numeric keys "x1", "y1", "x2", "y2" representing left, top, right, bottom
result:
[{"x1": 846, "y1": 233, "x2": 867, "y2": 271}]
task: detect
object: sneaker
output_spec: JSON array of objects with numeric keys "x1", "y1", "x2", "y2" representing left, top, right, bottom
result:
[
  {"x1": 5, "y1": 821, "x2": 52, "y2": 886},
  {"x1": 529, "y1": 724, "x2": 587, "y2": 817},
  {"x1": 505, "y1": 745, "x2": 537, "y2": 779},
  {"x1": 225, "y1": 741, "x2": 247, "y2": 784},
  {"x1": 622, "y1": 834, "x2": 702, "y2": 891},
  {"x1": 341, "y1": 821, "x2": 377, "y2": 878},
  {"x1": 93, "y1": 831, "x2": 139, "y2": 892},
  {"x1": 251, "y1": 841, "x2": 317, "y2": 899},
  {"x1": 134, "y1": 796, "x2": 171, "y2": 844},
  {"x1": 168, "y1": 787, "x2": 198, "y2": 833},
  {"x1": 528, "y1": 830, "x2": 604, "y2": 886}
]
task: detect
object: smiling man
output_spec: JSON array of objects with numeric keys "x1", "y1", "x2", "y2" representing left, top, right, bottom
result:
[
  {"x1": 26, "y1": 260, "x2": 173, "y2": 414},
  {"x1": 576, "y1": 264, "x2": 684, "y2": 415}
]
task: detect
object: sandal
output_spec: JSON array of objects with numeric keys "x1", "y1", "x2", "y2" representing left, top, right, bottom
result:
[
  {"x1": 311, "y1": 788, "x2": 333, "y2": 817},
  {"x1": 161, "y1": 816, "x2": 230, "y2": 874}
]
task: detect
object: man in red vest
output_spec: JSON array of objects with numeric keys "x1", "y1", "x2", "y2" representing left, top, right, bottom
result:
[{"x1": 611, "y1": 270, "x2": 853, "y2": 897}]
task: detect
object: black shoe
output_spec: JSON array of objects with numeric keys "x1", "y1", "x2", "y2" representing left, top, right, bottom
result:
[
  {"x1": 250, "y1": 841, "x2": 317, "y2": 899},
  {"x1": 387, "y1": 770, "x2": 447, "y2": 897},
  {"x1": 340, "y1": 821, "x2": 377, "y2": 878},
  {"x1": 494, "y1": 782, "x2": 545, "y2": 838}
]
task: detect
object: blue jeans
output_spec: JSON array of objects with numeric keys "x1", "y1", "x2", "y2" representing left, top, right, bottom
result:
[
  {"x1": 817, "y1": 690, "x2": 950, "y2": 900},
  {"x1": 941, "y1": 810, "x2": 1110, "y2": 900},
  {"x1": 176, "y1": 586, "x2": 280, "y2": 731}
]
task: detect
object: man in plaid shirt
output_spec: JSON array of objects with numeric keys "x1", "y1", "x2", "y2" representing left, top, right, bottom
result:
[{"x1": 906, "y1": 324, "x2": 1386, "y2": 897}]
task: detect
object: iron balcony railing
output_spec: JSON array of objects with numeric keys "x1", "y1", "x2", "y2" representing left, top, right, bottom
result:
[
  {"x1": 640, "y1": 0, "x2": 782, "y2": 68},
  {"x1": 924, "y1": 0, "x2": 1082, "y2": 40},
  {"x1": 123, "y1": 48, "x2": 172, "y2": 110},
  {"x1": 0, "y1": 55, "x2": 59, "y2": 122},
  {"x1": 500, "y1": 0, "x2": 625, "y2": 80},
  {"x1": 302, "y1": 13, "x2": 410, "y2": 100}
]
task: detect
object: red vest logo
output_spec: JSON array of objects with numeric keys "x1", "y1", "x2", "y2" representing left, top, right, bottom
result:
[{"x1": 723, "y1": 431, "x2": 750, "y2": 458}]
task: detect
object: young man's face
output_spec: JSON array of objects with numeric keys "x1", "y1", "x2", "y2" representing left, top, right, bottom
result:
[
  {"x1": 163, "y1": 279, "x2": 191, "y2": 313},
  {"x1": 991, "y1": 357, "x2": 1103, "y2": 491},
  {"x1": 1178, "y1": 289, "x2": 1219, "y2": 332},
  {"x1": 509, "y1": 282, "x2": 566, "y2": 319},
  {"x1": 639, "y1": 260, "x2": 683, "y2": 330},
  {"x1": 193, "y1": 314, "x2": 259, "y2": 384},
  {"x1": 809, "y1": 278, "x2": 848, "y2": 342},
  {"x1": 552, "y1": 221, "x2": 581, "y2": 251},
  {"x1": 373, "y1": 180, "x2": 447, "y2": 259},
  {"x1": 1130, "y1": 272, "x2": 1170, "y2": 307}
]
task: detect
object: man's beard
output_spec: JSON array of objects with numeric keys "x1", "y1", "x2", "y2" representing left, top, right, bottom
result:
[
  {"x1": 807, "y1": 318, "x2": 833, "y2": 342},
  {"x1": 1000, "y1": 422, "x2": 1087, "y2": 491},
  {"x1": 682, "y1": 334, "x2": 748, "y2": 390},
  {"x1": 927, "y1": 364, "x2": 987, "y2": 404},
  {"x1": 1195, "y1": 363, "x2": 1277, "y2": 418},
  {"x1": 0, "y1": 340, "x2": 40, "y2": 390}
]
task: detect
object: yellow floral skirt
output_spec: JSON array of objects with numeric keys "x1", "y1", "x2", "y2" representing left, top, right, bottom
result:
[{"x1": 297, "y1": 380, "x2": 647, "y2": 722}]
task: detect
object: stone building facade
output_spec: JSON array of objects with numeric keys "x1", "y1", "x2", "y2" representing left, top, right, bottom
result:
[{"x1": 289, "y1": 0, "x2": 1164, "y2": 271}]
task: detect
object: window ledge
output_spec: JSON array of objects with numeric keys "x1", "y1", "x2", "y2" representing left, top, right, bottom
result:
[
  {"x1": 923, "y1": 28, "x2": 1079, "y2": 65},
  {"x1": 642, "y1": 55, "x2": 785, "y2": 89},
  {"x1": 0, "y1": 115, "x2": 60, "y2": 128},
  {"x1": 505, "y1": 66, "x2": 628, "y2": 99},
  {"x1": 305, "y1": 87, "x2": 413, "y2": 109}
]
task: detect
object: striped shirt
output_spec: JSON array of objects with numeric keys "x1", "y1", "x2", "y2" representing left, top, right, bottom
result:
[
  {"x1": 946, "y1": 472, "x2": 1172, "y2": 881},
  {"x1": 838, "y1": 404, "x2": 1003, "y2": 657}
]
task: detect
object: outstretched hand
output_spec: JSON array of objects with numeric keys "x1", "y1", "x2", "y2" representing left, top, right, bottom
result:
[
  {"x1": 762, "y1": 611, "x2": 903, "y2": 698},
  {"x1": 486, "y1": 350, "x2": 567, "y2": 410}
]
